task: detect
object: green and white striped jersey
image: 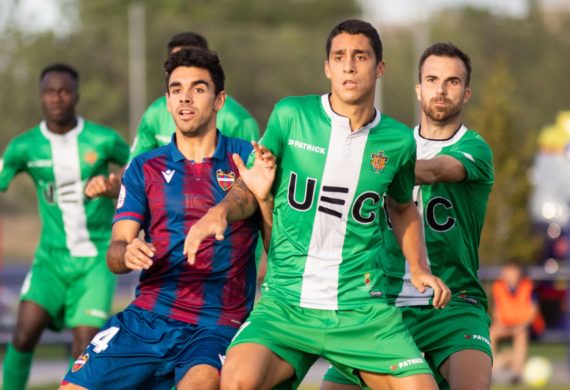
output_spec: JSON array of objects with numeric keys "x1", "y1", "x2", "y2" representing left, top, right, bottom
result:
[
  {"x1": 379, "y1": 125, "x2": 494, "y2": 309},
  {"x1": 259, "y1": 94, "x2": 416, "y2": 310},
  {"x1": 0, "y1": 118, "x2": 129, "y2": 256}
]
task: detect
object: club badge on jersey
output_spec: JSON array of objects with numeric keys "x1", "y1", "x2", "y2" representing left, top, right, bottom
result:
[
  {"x1": 216, "y1": 169, "x2": 236, "y2": 191},
  {"x1": 370, "y1": 151, "x2": 389, "y2": 173},
  {"x1": 72, "y1": 353, "x2": 89, "y2": 373}
]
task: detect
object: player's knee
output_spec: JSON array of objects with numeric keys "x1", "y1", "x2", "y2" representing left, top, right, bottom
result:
[{"x1": 11, "y1": 329, "x2": 38, "y2": 351}]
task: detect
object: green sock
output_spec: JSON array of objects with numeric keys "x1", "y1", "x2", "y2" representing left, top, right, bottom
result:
[{"x1": 3, "y1": 344, "x2": 34, "y2": 390}]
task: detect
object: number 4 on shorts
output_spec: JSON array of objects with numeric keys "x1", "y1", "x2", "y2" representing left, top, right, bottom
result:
[{"x1": 90, "y1": 326, "x2": 120, "y2": 353}]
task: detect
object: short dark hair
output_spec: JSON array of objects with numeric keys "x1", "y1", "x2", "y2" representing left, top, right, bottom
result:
[
  {"x1": 164, "y1": 48, "x2": 225, "y2": 95},
  {"x1": 40, "y1": 63, "x2": 79, "y2": 82},
  {"x1": 418, "y1": 42, "x2": 472, "y2": 86},
  {"x1": 326, "y1": 19, "x2": 383, "y2": 63},
  {"x1": 167, "y1": 32, "x2": 209, "y2": 53}
]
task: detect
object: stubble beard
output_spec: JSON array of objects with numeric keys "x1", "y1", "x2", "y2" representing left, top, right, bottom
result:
[{"x1": 422, "y1": 98, "x2": 463, "y2": 124}]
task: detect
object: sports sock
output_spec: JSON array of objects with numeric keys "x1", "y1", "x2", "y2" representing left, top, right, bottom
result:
[{"x1": 3, "y1": 343, "x2": 34, "y2": 390}]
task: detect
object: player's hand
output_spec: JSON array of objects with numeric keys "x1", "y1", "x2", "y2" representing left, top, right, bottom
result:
[
  {"x1": 232, "y1": 142, "x2": 276, "y2": 202},
  {"x1": 123, "y1": 238, "x2": 155, "y2": 270},
  {"x1": 84, "y1": 173, "x2": 120, "y2": 198},
  {"x1": 410, "y1": 269, "x2": 451, "y2": 309},
  {"x1": 183, "y1": 207, "x2": 227, "y2": 265}
]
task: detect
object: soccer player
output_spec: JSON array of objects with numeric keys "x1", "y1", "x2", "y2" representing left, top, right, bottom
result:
[
  {"x1": 60, "y1": 47, "x2": 260, "y2": 390},
  {"x1": 184, "y1": 19, "x2": 450, "y2": 390},
  {"x1": 0, "y1": 63, "x2": 129, "y2": 390},
  {"x1": 131, "y1": 31, "x2": 260, "y2": 159},
  {"x1": 321, "y1": 43, "x2": 494, "y2": 390},
  {"x1": 84, "y1": 31, "x2": 260, "y2": 197}
]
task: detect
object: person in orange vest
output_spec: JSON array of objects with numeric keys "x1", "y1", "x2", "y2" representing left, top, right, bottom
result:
[{"x1": 490, "y1": 262, "x2": 539, "y2": 384}]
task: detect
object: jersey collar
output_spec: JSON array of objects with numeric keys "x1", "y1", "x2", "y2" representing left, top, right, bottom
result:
[
  {"x1": 40, "y1": 116, "x2": 84, "y2": 141},
  {"x1": 414, "y1": 124, "x2": 467, "y2": 148},
  {"x1": 320, "y1": 94, "x2": 381, "y2": 135},
  {"x1": 168, "y1": 129, "x2": 227, "y2": 162}
]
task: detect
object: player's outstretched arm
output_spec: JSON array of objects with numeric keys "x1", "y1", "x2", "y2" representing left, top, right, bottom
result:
[
  {"x1": 415, "y1": 155, "x2": 466, "y2": 185},
  {"x1": 385, "y1": 196, "x2": 451, "y2": 309},
  {"x1": 107, "y1": 219, "x2": 155, "y2": 274}
]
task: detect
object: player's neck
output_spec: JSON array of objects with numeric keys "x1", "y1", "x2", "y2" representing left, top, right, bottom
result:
[
  {"x1": 45, "y1": 117, "x2": 77, "y2": 135},
  {"x1": 175, "y1": 127, "x2": 217, "y2": 162},
  {"x1": 329, "y1": 94, "x2": 376, "y2": 132},
  {"x1": 419, "y1": 115, "x2": 463, "y2": 140}
]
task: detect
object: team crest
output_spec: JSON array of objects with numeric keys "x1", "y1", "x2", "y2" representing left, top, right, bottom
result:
[
  {"x1": 71, "y1": 353, "x2": 89, "y2": 373},
  {"x1": 216, "y1": 169, "x2": 236, "y2": 191},
  {"x1": 84, "y1": 151, "x2": 98, "y2": 165},
  {"x1": 370, "y1": 151, "x2": 389, "y2": 173}
]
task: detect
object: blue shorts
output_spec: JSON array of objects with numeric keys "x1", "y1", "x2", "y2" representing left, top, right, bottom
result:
[{"x1": 62, "y1": 305, "x2": 237, "y2": 389}]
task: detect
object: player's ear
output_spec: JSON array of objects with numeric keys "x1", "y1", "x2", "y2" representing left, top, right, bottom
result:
[
  {"x1": 214, "y1": 90, "x2": 226, "y2": 112},
  {"x1": 324, "y1": 59, "x2": 332, "y2": 80},
  {"x1": 375, "y1": 60, "x2": 385, "y2": 79},
  {"x1": 463, "y1": 87, "x2": 472, "y2": 104},
  {"x1": 415, "y1": 84, "x2": 421, "y2": 102}
]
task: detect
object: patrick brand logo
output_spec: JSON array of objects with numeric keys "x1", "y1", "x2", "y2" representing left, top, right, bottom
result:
[
  {"x1": 162, "y1": 169, "x2": 175, "y2": 183},
  {"x1": 370, "y1": 151, "x2": 388, "y2": 173},
  {"x1": 465, "y1": 334, "x2": 491, "y2": 347},
  {"x1": 288, "y1": 139, "x2": 325, "y2": 155},
  {"x1": 390, "y1": 358, "x2": 424, "y2": 371}
]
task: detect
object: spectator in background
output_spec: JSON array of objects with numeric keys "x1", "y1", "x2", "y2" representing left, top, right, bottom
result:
[{"x1": 490, "y1": 261, "x2": 540, "y2": 384}]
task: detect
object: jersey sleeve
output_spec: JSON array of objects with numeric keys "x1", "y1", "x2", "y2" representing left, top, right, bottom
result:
[
  {"x1": 129, "y1": 105, "x2": 161, "y2": 161},
  {"x1": 386, "y1": 136, "x2": 416, "y2": 204},
  {"x1": 109, "y1": 131, "x2": 130, "y2": 166},
  {"x1": 0, "y1": 139, "x2": 26, "y2": 192},
  {"x1": 114, "y1": 158, "x2": 149, "y2": 224},
  {"x1": 443, "y1": 137, "x2": 494, "y2": 183}
]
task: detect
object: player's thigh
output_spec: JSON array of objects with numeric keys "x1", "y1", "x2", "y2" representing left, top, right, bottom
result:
[
  {"x1": 178, "y1": 364, "x2": 219, "y2": 390},
  {"x1": 360, "y1": 371, "x2": 437, "y2": 390},
  {"x1": 66, "y1": 257, "x2": 116, "y2": 329},
  {"x1": 222, "y1": 342, "x2": 296, "y2": 390},
  {"x1": 440, "y1": 349, "x2": 492, "y2": 390}
]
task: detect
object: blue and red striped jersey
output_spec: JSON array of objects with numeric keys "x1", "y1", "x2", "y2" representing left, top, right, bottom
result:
[{"x1": 114, "y1": 131, "x2": 258, "y2": 328}]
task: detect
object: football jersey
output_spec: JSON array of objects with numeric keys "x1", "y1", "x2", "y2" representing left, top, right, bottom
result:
[
  {"x1": 0, "y1": 117, "x2": 129, "y2": 256},
  {"x1": 115, "y1": 132, "x2": 258, "y2": 327},
  {"x1": 379, "y1": 125, "x2": 494, "y2": 308},
  {"x1": 257, "y1": 94, "x2": 416, "y2": 310},
  {"x1": 129, "y1": 95, "x2": 260, "y2": 160}
]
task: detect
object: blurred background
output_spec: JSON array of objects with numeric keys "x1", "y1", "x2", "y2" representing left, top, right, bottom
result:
[{"x1": 0, "y1": 0, "x2": 569, "y2": 388}]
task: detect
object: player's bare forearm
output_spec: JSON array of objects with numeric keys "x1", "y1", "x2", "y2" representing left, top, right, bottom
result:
[
  {"x1": 258, "y1": 196, "x2": 274, "y2": 251},
  {"x1": 385, "y1": 197, "x2": 429, "y2": 273},
  {"x1": 220, "y1": 178, "x2": 259, "y2": 222},
  {"x1": 415, "y1": 156, "x2": 466, "y2": 185},
  {"x1": 106, "y1": 240, "x2": 131, "y2": 274}
]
